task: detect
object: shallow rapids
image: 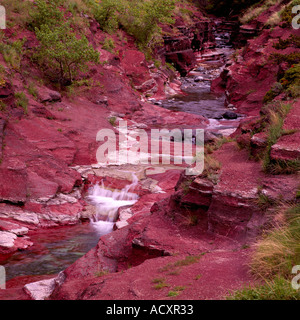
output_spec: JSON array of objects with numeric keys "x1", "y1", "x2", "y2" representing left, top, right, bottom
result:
[{"x1": 87, "y1": 174, "x2": 139, "y2": 235}]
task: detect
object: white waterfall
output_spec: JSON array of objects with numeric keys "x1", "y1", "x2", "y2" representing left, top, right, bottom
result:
[{"x1": 87, "y1": 174, "x2": 139, "y2": 235}]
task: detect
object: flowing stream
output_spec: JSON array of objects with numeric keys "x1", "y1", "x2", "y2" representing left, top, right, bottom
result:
[{"x1": 152, "y1": 31, "x2": 241, "y2": 136}]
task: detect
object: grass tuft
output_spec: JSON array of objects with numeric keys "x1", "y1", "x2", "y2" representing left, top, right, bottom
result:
[
  {"x1": 228, "y1": 203, "x2": 300, "y2": 300},
  {"x1": 152, "y1": 278, "x2": 169, "y2": 290}
]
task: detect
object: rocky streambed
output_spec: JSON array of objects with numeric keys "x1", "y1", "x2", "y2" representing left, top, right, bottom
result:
[
  {"x1": 0, "y1": 32, "x2": 248, "y2": 290},
  {"x1": 0, "y1": 26, "x2": 267, "y2": 300}
]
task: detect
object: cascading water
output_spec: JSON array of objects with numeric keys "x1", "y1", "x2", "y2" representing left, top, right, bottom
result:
[
  {"x1": 87, "y1": 174, "x2": 139, "y2": 236},
  {"x1": 1, "y1": 176, "x2": 140, "y2": 281}
]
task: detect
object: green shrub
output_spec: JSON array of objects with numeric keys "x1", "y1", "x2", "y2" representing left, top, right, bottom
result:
[
  {"x1": 159, "y1": 254, "x2": 205, "y2": 273},
  {"x1": 0, "y1": 101, "x2": 6, "y2": 112},
  {"x1": 108, "y1": 116, "x2": 117, "y2": 126},
  {"x1": 29, "y1": 0, "x2": 99, "y2": 84},
  {"x1": 263, "y1": 82, "x2": 283, "y2": 104},
  {"x1": 282, "y1": 63, "x2": 300, "y2": 98},
  {"x1": 251, "y1": 204, "x2": 300, "y2": 278},
  {"x1": 90, "y1": 0, "x2": 175, "y2": 50},
  {"x1": 256, "y1": 192, "x2": 277, "y2": 211},
  {"x1": 34, "y1": 22, "x2": 99, "y2": 84},
  {"x1": 152, "y1": 278, "x2": 169, "y2": 290},
  {"x1": 270, "y1": 52, "x2": 300, "y2": 66},
  {"x1": 268, "y1": 159, "x2": 300, "y2": 175},
  {"x1": 26, "y1": 82, "x2": 38, "y2": 99},
  {"x1": 198, "y1": 154, "x2": 222, "y2": 184},
  {"x1": 273, "y1": 35, "x2": 300, "y2": 50},
  {"x1": 167, "y1": 290, "x2": 180, "y2": 297}
]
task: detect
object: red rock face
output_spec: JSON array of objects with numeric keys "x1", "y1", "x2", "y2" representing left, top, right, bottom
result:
[
  {"x1": 0, "y1": 166, "x2": 27, "y2": 204},
  {"x1": 212, "y1": 26, "x2": 300, "y2": 117},
  {"x1": 120, "y1": 50, "x2": 152, "y2": 88},
  {"x1": 165, "y1": 50, "x2": 197, "y2": 77}
]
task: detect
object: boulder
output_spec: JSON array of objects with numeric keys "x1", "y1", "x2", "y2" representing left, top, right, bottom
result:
[
  {"x1": 271, "y1": 137, "x2": 300, "y2": 161},
  {"x1": 24, "y1": 278, "x2": 56, "y2": 300},
  {"x1": 223, "y1": 111, "x2": 238, "y2": 120},
  {"x1": 250, "y1": 132, "x2": 267, "y2": 158},
  {"x1": 0, "y1": 231, "x2": 17, "y2": 249},
  {"x1": 38, "y1": 88, "x2": 61, "y2": 103},
  {"x1": 194, "y1": 76, "x2": 204, "y2": 82},
  {"x1": 134, "y1": 79, "x2": 156, "y2": 93},
  {"x1": 24, "y1": 272, "x2": 65, "y2": 300}
]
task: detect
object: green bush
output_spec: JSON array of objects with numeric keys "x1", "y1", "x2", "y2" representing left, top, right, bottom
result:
[
  {"x1": 35, "y1": 22, "x2": 99, "y2": 84},
  {"x1": 90, "y1": 0, "x2": 175, "y2": 49},
  {"x1": 30, "y1": 0, "x2": 99, "y2": 85},
  {"x1": 251, "y1": 204, "x2": 300, "y2": 278},
  {"x1": 263, "y1": 82, "x2": 283, "y2": 104},
  {"x1": 270, "y1": 52, "x2": 300, "y2": 66},
  {"x1": 282, "y1": 63, "x2": 300, "y2": 98},
  {"x1": 121, "y1": 0, "x2": 175, "y2": 49},
  {"x1": 0, "y1": 0, "x2": 32, "y2": 28},
  {"x1": 273, "y1": 35, "x2": 300, "y2": 50},
  {"x1": 268, "y1": 159, "x2": 300, "y2": 175}
]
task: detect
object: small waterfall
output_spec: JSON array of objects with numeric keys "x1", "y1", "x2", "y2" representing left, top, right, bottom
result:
[{"x1": 87, "y1": 174, "x2": 139, "y2": 236}]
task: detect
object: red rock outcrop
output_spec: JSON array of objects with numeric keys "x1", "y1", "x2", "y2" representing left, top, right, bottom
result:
[{"x1": 212, "y1": 25, "x2": 300, "y2": 117}]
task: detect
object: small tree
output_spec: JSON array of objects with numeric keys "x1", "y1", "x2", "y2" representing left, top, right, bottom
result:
[{"x1": 35, "y1": 22, "x2": 99, "y2": 85}]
